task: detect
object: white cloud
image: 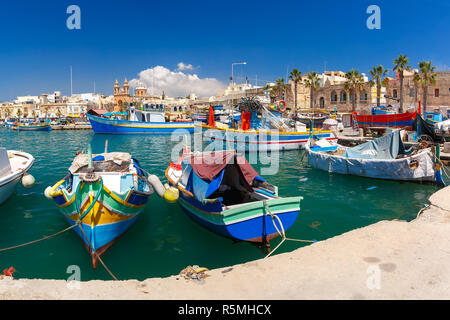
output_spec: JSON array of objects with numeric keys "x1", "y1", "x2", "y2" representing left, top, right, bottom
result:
[
  {"x1": 129, "y1": 65, "x2": 226, "y2": 98},
  {"x1": 176, "y1": 62, "x2": 195, "y2": 71}
]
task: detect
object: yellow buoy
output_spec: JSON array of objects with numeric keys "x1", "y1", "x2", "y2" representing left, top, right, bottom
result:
[{"x1": 163, "y1": 186, "x2": 179, "y2": 203}]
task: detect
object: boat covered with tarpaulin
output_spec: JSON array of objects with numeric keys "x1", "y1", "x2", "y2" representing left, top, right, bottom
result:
[
  {"x1": 305, "y1": 130, "x2": 445, "y2": 185},
  {"x1": 413, "y1": 113, "x2": 450, "y2": 143},
  {"x1": 45, "y1": 146, "x2": 154, "y2": 268},
  {"x1": 166, "y1": 149, "x2": 302, "y2": 244}
]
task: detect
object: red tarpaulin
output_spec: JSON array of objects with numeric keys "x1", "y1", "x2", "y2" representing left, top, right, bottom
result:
[
  {"x1": 188, "y1": 150, "x2": 259, "y2": 185},
  {"x1": 241, "y1": 111, "x2": 246, "y2": 130},
  {"x1": 245, "y1": 111, "x2": 251, "y2": 130},
  {"x1": 208, "y1": 105, "x2": 215, "y2": 127}
]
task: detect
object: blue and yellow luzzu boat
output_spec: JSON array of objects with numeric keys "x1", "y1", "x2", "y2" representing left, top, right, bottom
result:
[
  {"x1": 45, "y1": 145, "x2": 153, "y2": 268},
  {"x1": 166, "y1": 150, "x2": 302, "y2": 244},
  {"x1": 87, "y1": 105, "x2": 194, "y2": 134},
  {"x1": 14, "y1": 122, "x2": 52, "y2": 131}
]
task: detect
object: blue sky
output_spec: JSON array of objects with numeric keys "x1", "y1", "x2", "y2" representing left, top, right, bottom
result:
[{"x1": 0, "y1": 0, "x2": 448, "y2": 101}]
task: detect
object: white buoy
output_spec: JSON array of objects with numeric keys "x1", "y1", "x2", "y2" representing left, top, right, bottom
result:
[
  {"x1": 21, "y1": 173, "x2": 35, "y2": 188},
  {"x1": 148, "y1": 174, "x2": 167, "y2": 198},
  {"x1": 44, "y1": 186, "x2": 53, "y2": 200}
]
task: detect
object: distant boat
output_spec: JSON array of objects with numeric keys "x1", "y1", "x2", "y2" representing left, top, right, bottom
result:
[
  {"x1": 305, "y1": 130, "x2": 445, "y2": 185},
  {"x1": 165, "y1": 149, "x2": 302, "y2": 244},
  {"x1": 14, "y1": 121, "x2": 52, "y2": 131},
  {"x1": 88, "y1": 105, "x2": 195, "y2": 134},
  {"x1": 0, "y1": 148, "x2": 34, "y2": 205},
  {"x1": 201, "y1": 98, "x2": 336, "y2": 152},
  {"x1": 352, "y1": 110, "x2": 417, "y2": 129},
  {"x1": 296, "y1": 115, "x2": 327, "y2": 128},
  {"x1": 45, "y1": 145, "x2": 154, "y2": 268}
]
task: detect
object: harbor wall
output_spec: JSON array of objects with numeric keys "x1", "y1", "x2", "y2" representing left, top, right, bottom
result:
[{"x1": 1, "y1": 186, "x2": 450, "y2": 300}]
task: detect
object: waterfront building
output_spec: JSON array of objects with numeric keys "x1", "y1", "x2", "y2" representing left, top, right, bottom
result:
[{"x1": 385, "y1": 71, "x2": 450, "y2": 115}]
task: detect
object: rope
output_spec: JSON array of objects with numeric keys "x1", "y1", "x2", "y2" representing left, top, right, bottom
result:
[
  {"x1": 263, "y1": 201, "x2": 315, "y2": 259},
  {"x1": 431, "y1": 151, "x2": 450, "y2": 180},
  {"x1": 416, "y1": 204, "x2": 430, "y2": 219},
  {"x1": 0, "y1": 177, "x2": 118, "y2": 281},
  {"x1": 0, "y1": 224, "x2": 78, "y2": 252}
]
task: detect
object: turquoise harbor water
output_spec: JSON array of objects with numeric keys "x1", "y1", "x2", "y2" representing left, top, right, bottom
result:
[{"x1": 0, "y1": 128, "x2": 444, "y2": 281}]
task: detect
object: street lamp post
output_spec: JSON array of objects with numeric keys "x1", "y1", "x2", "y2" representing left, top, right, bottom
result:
[{"x1": 231, "y1": 62, "x2": 247, "y2": 86}]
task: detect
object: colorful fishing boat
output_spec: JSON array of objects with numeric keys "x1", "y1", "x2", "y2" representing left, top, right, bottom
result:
[
  {"x1": 201, "y1": 98, "x2": 336, "y2": 152},
  {"x1": 88, "y1": 105, "x2": 194, "y2": 134},
  {"x1": 45, "y1": 144, "x2": 153, "y2": 268},
  {"x1": 352, "y1": 110, "x2": 417, "y2": 129},
  {"x1": 296, "y1": 115, "x2": 328, "y2": 129},
  {"x1": 305, "y1": 130, "x2": 445, "y2": 185},
  {"x1": 14, "y1": 122, "x2": 52, "y2": 131},
  {"x1": 165, "y1": 149, "x2": 302, "y2": 244},
  {"x1": 0, "y1": 148, "x2": 35, "y2": 205}
]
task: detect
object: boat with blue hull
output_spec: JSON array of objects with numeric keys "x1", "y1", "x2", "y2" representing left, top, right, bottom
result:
[
  {"x1": 165, "y1": 150, "x2": 302, "y2": 243},
  {"x1": 14, "y1": 122, "x2": 52, "y2": 131},
  {"x1": 88, "y1": 105, "x2": 195, "y2": 134},
  {"x1": 201, "y1": 97, "x2": 336, "y2": 151},
  {"x1": 45, "y1": 145, "x2": 154, "y2": 268}
]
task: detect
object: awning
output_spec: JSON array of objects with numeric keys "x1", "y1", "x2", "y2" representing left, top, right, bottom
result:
[{"x1": 184, "y1": 151, "x2": 262, "y2": 202}]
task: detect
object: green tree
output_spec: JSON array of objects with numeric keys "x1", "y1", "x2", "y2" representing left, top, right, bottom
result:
[
  {"x1": 418, "y1": 61, "x2": 437, "y2": 111},
  {"x1": 263, "y1": 84, "x2": 278, "y2": 104},
  {"x1": 288, "y1": 68, "x2": 302, "y2": 110},
  {"x1": 344, "y1": 69, "x2": 365, "y2": 111},
  {"x1": 369, "y1": 65, "x2": 388, "y2": 107},
  {"x1": 275, "y1": 78, "x2": 287, "y2": 100},
  {"x1": 16, "y1": 108, "x2": 22, "y2": 118},
  {"x1": 303, "y1": 72, "x2": 320, "y2": 109},
  {"x1": 413, "y1": 71, "x2": 421, "y2": 103},
  {"x1": 393, "y1": 54, "x2": 411, "y2": 113}
]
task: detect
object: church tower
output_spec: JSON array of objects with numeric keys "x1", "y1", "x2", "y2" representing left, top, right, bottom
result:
[
  {"x1": 114, "y1": 80, "x2": 120, "y2": 95},
  {"x1": 123, "y1": 78, "x2": 130, "y2": 95}
]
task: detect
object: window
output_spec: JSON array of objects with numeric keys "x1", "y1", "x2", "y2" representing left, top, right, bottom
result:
[
  {"x1": 360, "y1": 91, "x2": 368, "y2": 101},
  {"x1": 340, "y1": 91, "x2": 347, "y2": 102},
  {"x1": 331, "y1": 91, "x2": 337, "y2": 102},
  {"x1": 409, "y1": 88, "x2": 414, "y2": 97},
  {"x1": 435, "y1": 88, "x2": 439, "y2": 97},
  {"x1": 393, "y1": 90, "x2": 398, "y2": 98}
]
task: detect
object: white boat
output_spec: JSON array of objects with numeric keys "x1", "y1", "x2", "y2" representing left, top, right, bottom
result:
[
  {"x1": 305, "y1": 130, "x2": 445, "y2": 185},
  {"x1": 0, "y1": 148, "x2": 35, "y2": 205}
]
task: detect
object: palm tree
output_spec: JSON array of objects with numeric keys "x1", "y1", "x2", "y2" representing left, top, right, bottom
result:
[
  {"x1": 344, "y1": 69, "x2": 365, "y2": 111},
  {"x1": 369, "y1": 65, "x2": 388, "y2": 107},
  {"x1": 413, "y1": 71, "x2": 421, "y2": 103},
  {"x1": 393, "y1": 54, "x2": 411, "y2": 113},
  {"x1": 288, "y1": 68, "x2": 302, "y2": 110},
  {"x1": 263, "y1": 84, "x2": 278, "y2": 104},
  {"x1": 275, "y1": 78, "x2": 286, "y2": 100},
  {"x1": 418, "y1": 61, "x2": 437, "y2": 111},
  {"x1": 16, "y1": 108, "x2": 22, "y2": 119},
  {"x1": 303, "y1": 72, "x2": 320, "y2": 109}
]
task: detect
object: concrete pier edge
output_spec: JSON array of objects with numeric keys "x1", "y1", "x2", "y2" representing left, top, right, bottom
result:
[{"x1": 1, "y1": 186, "x2": 450, "y2": 300}]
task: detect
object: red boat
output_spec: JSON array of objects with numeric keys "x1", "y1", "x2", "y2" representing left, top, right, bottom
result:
[{"x1": 352, "y1": 111, "x2": 417, "y2": 129}]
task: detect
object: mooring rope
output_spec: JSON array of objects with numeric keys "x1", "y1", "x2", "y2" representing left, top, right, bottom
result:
[
  {"x1": 0, "y1": 224, "x2": 78, "y2": 252},
  {"x1": 0, "y1": 178, "x2": 118, "y2": 281},
  {"x1": 263, "y1": 201, "x2": 316, "y2": 259}
]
